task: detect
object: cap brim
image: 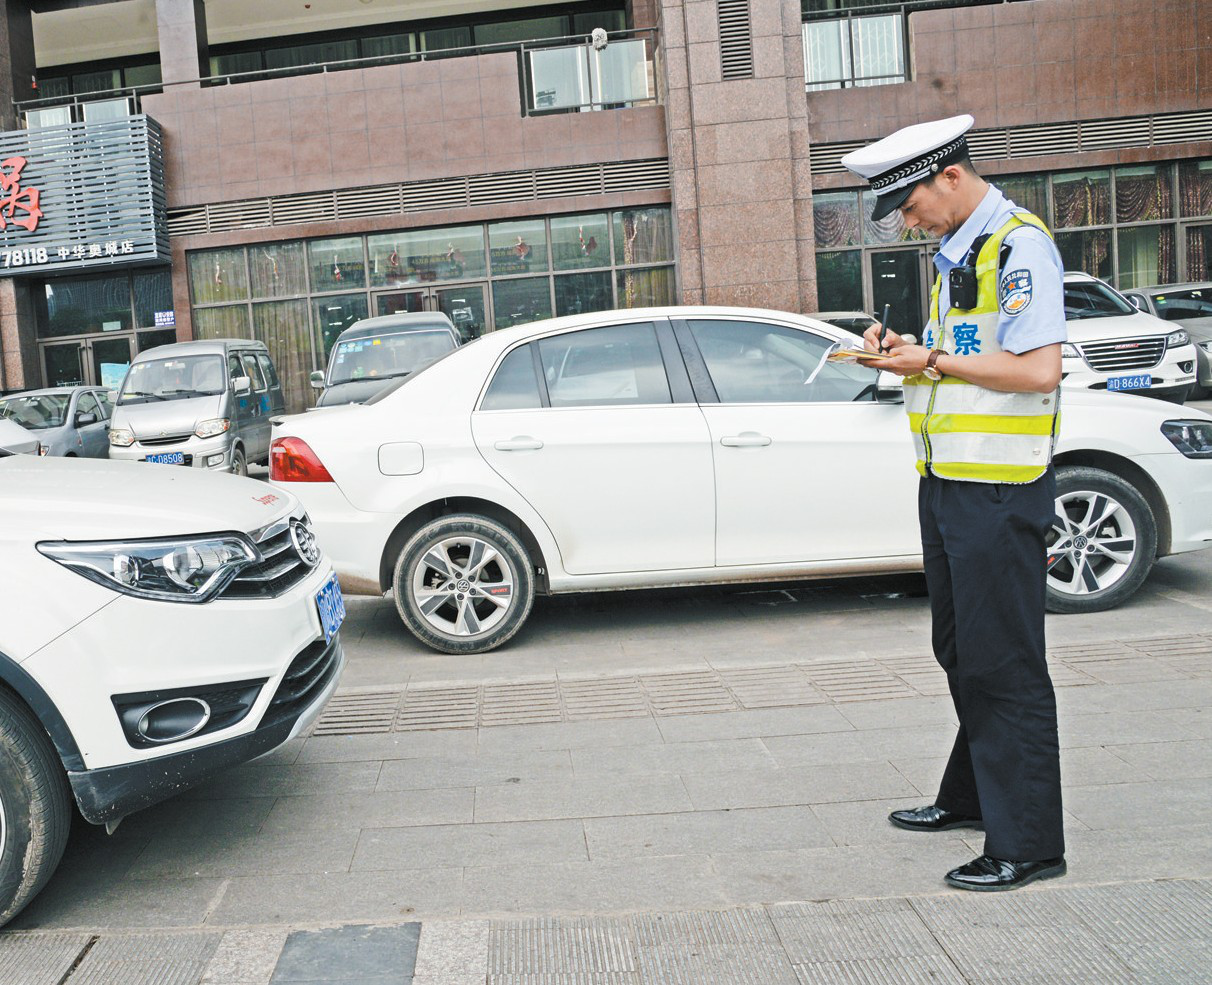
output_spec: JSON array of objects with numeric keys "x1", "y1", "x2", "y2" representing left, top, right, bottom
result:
[{"x1": 869, "y1": 183, "x2": 913, "y2": 222}]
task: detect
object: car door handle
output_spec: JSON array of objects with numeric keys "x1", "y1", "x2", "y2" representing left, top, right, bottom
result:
[
  {"x1": 720, "y1": 432, "x2": 772, "y2": 447},
  {"x1": 494, "y1": 436, "x2": 544, "y2": 451}
]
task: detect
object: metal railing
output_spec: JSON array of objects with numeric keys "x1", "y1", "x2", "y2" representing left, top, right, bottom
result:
[{"x1": 801, "y1": 0, "x2": 1034, "y2": 20}]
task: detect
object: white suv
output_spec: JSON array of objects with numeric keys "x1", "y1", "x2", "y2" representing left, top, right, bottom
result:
[
  {"x1": 1062, "y1": 273, "x2": 1199, "y2": 403},
  {"x1": 0, "y1": 454, "x2": 345, "y2": 925}
]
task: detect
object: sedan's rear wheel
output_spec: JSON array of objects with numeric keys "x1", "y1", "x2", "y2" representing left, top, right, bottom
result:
[
  {"x1": 1045, "y1": 466, "x2": 1158, "y2": 614},
  {"x1": 393, "y1": 514, "x2": 535, "y2": 654}
]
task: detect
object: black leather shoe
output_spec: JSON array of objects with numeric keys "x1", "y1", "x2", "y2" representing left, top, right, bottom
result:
[
  {"x1": 945, "y1": 855, "x2": 1066, "y2": 892},
  {"x1": 889, "y1": 805, "x2": 984, "y2": 832}
]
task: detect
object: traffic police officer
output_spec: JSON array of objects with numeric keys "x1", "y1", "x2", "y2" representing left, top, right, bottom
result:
[{"x1": 842, "y1": 115, "x2": 1068, "y2": 891}]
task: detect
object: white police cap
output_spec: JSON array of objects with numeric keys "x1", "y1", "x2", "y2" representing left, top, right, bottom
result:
[{"x1": 841, "y1": 114, "x2": 974, "y2": 221}]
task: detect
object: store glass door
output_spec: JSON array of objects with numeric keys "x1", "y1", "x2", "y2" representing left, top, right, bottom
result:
[
  {"x1": 43, "y1": 342, "x2": 87, "y2": 387},
  {"x1": 91, "y1": 336, "x2": 133, "y2": 389},
  {"x1": 41, "y1": 335, "x2": 134, "y2": 388},
  {"x1": 373, "y1": 284, "x2": 489, "y2": 341},
  {"x1": 869, "y1": 249, "x2": 927, "y2": 339}
]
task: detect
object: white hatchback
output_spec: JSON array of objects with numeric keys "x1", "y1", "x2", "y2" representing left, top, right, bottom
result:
[
  {"x1": 0, "y1": 455, "x2": 345, "y2": 925},
  {"x1": 270, "y1": 306, "x2": 1212, "y2": 654}
]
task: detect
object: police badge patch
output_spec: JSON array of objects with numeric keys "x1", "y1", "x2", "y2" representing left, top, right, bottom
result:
[{"x1": 1000, "y1": 269, "x2": 1033, "y2": 315}]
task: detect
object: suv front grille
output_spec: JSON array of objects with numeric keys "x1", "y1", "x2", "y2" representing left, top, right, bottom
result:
[
  {"x1": 261, "y1": 634, "x2": 341, "y2": 730},
  {"x1": 1079, "y1": 336, "x2": 1166, "y2": 371},
  {"x1": 138, "y1": 433, "x2": 192, "y2": 446},
  {"x1": 221, "y1": 515, "x2": 313, "y2": 599}
]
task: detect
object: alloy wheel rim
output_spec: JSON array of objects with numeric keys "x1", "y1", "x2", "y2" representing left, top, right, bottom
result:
[
  {"x1": 411, "y1": 535, "x2": 515, "y2": 637},
  {"x1": 1047, "y1": 490, "x2": 1137, "y2": 596}
]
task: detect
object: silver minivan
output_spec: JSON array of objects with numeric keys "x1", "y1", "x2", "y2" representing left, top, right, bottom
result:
[{"x1": 107, "y1": 339, "x2": 285, "y2": 474}]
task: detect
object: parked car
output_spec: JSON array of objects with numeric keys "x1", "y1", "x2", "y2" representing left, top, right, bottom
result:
[
  {"x1": 0, "y1": 386, "x2": 113, "y2": 457},
  {"x1": 107, "y1": 339, "x2": 285, "y2": 475},
  {"x1": 1062, "y1": 273, "x2": 1198, "y2": 403},
  {"x1": 0, "y1": 418, "x2": 39, "y2": 456},
  {"x1": 1121, "y1": 282, "x2": 1212, "y2": 400},
  {"x1": 814, "y1": 311, "x2": 880, "y2": 337},
  {"x1": 268, "y1": 306, "x2": 1212, "y2": 654},
  {"x1": 311, "y1": 313, "x2": 462, "y2": 408},
  {"x1": 0, "y1": 455, "x2": 345, "y2": 925}
]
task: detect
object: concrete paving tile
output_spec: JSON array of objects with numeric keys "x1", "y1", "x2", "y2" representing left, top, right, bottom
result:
[
  {"x1": 681, "y1": 763, "x2": 918, "y2": 811},
  {"x1": 833, "y1": 695, "x2": 957, "y2": 731},
  {"x1": 793, "y1": 955, "x2": 967, "y2": 985},
  {"x1": 1060, "y1": 710, "x2": 1201, "y2": 749},
  {"x1": 352, "y1": 819, "x2": 588, "y2": 870},
  {"x1": 655, "y1": 706, "x2": 855, "y2": 743},
  {"x1": 412, "y1": 919, "x2": 488, "y2": 985},
  {"x1": 259, "y1": 787, "x2": 475, "y2": 835},
  {"x1": 461, "y1": 856, "x2": 727, "y2": 916},
  {"x1": 1161, "y1": 707, "x2": 1212, "y2": 738},
  {"x1": 182, "y1": 762, "x2": 384, "y2": 800},
  {"x1": 476, "y1": 718, "x2": 665, "y2": 754},
  {"x1": 1057, "y1": 826, "x2": 1212, "y2": 884},
  {"x1": 570, "y1": 739, "x2": 779, "y2": 778},
  {"x1": 202, "y1": 929, "x2": 290, "y2": 985},
  {"x1": 584, "y1": 806, "x2": 833, "y2": 860},
  {"x1": 473, "y1": 775, "x2": 693, "y2": 823},
  {"x1": 1055, "y1": 678, "x2": 1212, "y2": 714},
  {"x1": 0, "y1": 933, "x2": 92, "y2": 985},
  {"x1": 808, "y1": 799, "x2": 979, "y2": 848},
  {"x1": 11, "y1": 875, "x2": 228, "y2": 930},
  {"x1": 1057, "y1": 879, "x2": 1212, "y2": 944},
  {"x1": 1063, "y1": 777, "x2": 1212, "y2": 831},
  {"x1": 270, "y1": 923, "x2": 420, "y2": 983},
  {"x1": 770, "y1": 897, "x2": 943, "y2": 962},
  {"x1": 761, "y1": 725, "x2": 956, "y2": 769},
  {"x1": 126, "y1": 825, "x2": 361, "y2": 879},
  {"x1": 299, "y1": 730, "x2": 478, "y2": 764},
  {"x1": 116, "y1": 796, "x2": 278, "y2": 841},
  {"x1": 1104, "y1": 738, "x2": 1212, "y2": 779},
  {"x1": 213, "y1": 868, "x2": 463, "y2": 925},
  {"x1": 377, "y1": 750, "x2": 573, "y2": 792}
]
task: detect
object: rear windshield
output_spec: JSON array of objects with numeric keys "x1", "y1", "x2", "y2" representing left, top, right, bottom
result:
[
  {"x1": 0, "y1": 392, "x2": 69, "y2": 429},
  {"x1": 328, "y1": 330, "x2": 456, "y2": 386},
  {"x1": 1063, "y1": 281, "x2": 1136, "y2": 320},
  {"x1": 1150, "y1": 288, "x2": 1212, "y2": 321},
  {"x1": 118, "y1": 355, "x2": 227, "y2": 405}
]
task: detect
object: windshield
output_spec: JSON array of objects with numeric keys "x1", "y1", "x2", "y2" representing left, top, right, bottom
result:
[
  {"x1": 1063, "y1": 281, "x2": 1136, "y2": 320},
  {"x1": 1150, "y1": 288, "x2": 1212, "y2": 321},
  {"x1": 118, "y1": 355, "x2": 227, "y2": 405},
  {"x1": 328, "y1": 330, "x2": 456, "y2": 386},
  {"x1": 0, "y1": 393, "x2": 69, "y2": 430}
]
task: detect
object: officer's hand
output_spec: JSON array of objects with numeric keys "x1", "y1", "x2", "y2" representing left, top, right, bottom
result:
[
  {"x1": 862, "y1": 323, "x2": 904, "y2": 354},
  {"x1": 866, "y1": 342, "x2": 931, "y2": 377}
]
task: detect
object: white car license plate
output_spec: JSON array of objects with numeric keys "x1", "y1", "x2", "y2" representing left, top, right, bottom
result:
[
  {"x1": 1107, "y1": 373, "x2": 1152, "y2": 392},
  {"x1": 145, "y1": 451, "x2": 185, "y2": 465},
  {"x1": 316, "y1": 574, "x2": 346, "y2": 644}
]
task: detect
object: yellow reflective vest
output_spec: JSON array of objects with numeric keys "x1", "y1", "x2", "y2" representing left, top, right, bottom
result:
[{"x1": 905, "y1": 211, "x2": 1061, "y2": 484}]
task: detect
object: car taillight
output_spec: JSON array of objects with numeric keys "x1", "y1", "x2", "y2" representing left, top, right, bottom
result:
[{"x1": 270, "y1": 437, "x2": 334, "y2": 482}]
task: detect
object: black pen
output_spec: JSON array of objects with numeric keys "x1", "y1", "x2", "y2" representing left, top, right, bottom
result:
[{"x1": 878, "y1": 303, "x2": 892, "y2": 353}]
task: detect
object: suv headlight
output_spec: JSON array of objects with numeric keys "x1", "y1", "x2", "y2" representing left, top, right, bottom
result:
[
  {"x1": 37, "y1": 535, "x2": 258, "y2": 603},
  {"x1": 1061, "y1": 343, "x2": 1081, "y2": 359},
  {"x1": 108, "y1": 428, "x2": 135, "y2": 447},
  {"x1": 1161, "y1": 420, "x2": 1212, "y2": 459},
  {"x1": 1166, "y1": 329, "x2": 1190, "y2": 348},
  {"x1": 195, "y1": 418, "x2": 231, "y2": 439}
]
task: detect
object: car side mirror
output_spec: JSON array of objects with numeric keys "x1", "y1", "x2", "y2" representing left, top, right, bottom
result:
[
  {"x1": 75, "y1": 412, "x2": 98, "y2": 426},
  {"x1": 310, "y1": 370, "x2": 325, "y2": 389},
  {"x1": 876, "y1": 370, "x2": 904, "y2": 404},
  {"x1": 233, "y1": 376, "x2": 251, "y2": 395},
  {"x1": 1128, "y1": 296, "x2": 1146, "y2": 311}
]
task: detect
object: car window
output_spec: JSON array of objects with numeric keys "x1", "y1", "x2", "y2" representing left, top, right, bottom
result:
[
  {"x1": 228, "y1": 355, "x2": 243, "y2": 380},
  {"x1": 0, "y1": 393, "x2": 69, "y2": 429},
  {"x1": 1063, "y1": 281, "x2": 1136, "y2": 319},
  {"x1": 257, "y1": 354, "x2": 280, "y2": 388},
  {"x1": 94, "y1": 390, "x2": 114, "y2": 419},
  {"x1": 481, "y1": 345, "x2": 542, "y2": 411},
  {"x1": 76, "y1": 392, "x2": 100, "y2": 421},
  {"x1": 242, "y1": 354, "x2": 268, "y2": 391},
  {"x1": 119, "y1": 355, "x2": 226, "y2": 404},
  {"x1": 329, "y1": 331, "x2": 456, "y2": 385},
  {"x1": 688, "y1": 319, "x2": 877, "y2": 403},
  {"x1": 537, "y1": 323, "x2": 671, "y2": 408},
  {"x1": 1151, "y1": 289, "x2": 1212, "y2": 321}
]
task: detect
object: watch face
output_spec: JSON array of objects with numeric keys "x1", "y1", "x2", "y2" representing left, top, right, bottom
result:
[{"x1": 924, "y1": 366, "x2": 942, "y2": 381}]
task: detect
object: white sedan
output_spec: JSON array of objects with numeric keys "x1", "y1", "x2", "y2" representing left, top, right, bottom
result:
[{"x1": 270, "y1": 306, "x2": 1212, "y2": 654}]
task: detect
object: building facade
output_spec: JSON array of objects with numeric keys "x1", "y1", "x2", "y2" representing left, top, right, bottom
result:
[{"x1": 0, "y1": 0, "x2": 1209, "y2": 412}]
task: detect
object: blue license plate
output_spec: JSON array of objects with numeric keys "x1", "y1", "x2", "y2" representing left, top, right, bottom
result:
[
  {"x1": 145, "y1": 451, "x2": 185, "y2": 465},
  {"x1": 316, "y1": 574, "x2": 345, "y2": 644},
  {"x1": 1107, "y1": 373, "x2": 1152, "y2": 392}
]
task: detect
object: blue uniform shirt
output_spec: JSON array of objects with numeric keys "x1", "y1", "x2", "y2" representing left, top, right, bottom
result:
[{"x1": 933, "y1": 185, "x2": 1067, "y2": 354}]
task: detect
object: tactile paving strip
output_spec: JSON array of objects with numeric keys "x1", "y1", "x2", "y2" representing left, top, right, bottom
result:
[
  {"x1": 0, "y1": 934, "x2": 93, "y2": 985},
  {"x1": 63, "y1": 933, "x2": 222, "y2": 985},
  {"x1": 489, "y1": 917, "x2": 635, "y2": 975},
  {"x1": 770, "y1": 899, "x2": 945, "y2": 963},
  {"x1": 793, "y1": 955, "x2": 967, "y2": 985}
]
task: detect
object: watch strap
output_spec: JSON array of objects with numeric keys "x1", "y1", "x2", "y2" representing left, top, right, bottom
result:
[{"x1": 926, "y1": 349, "x2": 944, "y2": 373}]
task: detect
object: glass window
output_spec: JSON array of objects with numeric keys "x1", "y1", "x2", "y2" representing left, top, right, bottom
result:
[
  {"x1": 1063, "y1": 279, "x2": 1136, "y2": 320},
  {"x1": 595, "y1": 38, "x2": 650, "y2": 106},
  {"x1": 76, "y1": 392, "x2": 101, "y2": 421},
  {"x1": 309, "y1": 237, "x2": 366, "y2": 293},
  {"x1": 371, "y1": 226, "x2": 486, "y2": 285},
  {"x1": 475, "y1": 17, "x2": 566, "y2": 45},
  {"x1": 265, "y1": 40, "x2": 358, "y2": 71},
  {"x1": 71, "y1": 69, "x2": 120, "y2": 95},
  {"x1": 617, "y1": 266, "x2": 675, "y2": 307},
  {"x1": 137, "y1": 328, "x2": 177, "y2": 353},
  {"x1": 489, "y1": 219, "x2": 549, "y2": 275},
  {"x1": 1056, "y1": 230, "x2": 1112, "y2": 281},
  {"x1": 258, "y1": 353, "x2": 281, "y2": 389},
  {"x1": 0, "y1": 392, "x2": 70, "y2": 428},
  {"x1": 250, "y1": 241, "x2": 307, "y2": 298},
  {"x1": 555, "y1": 271, "x2": 613, "y2": 317},
  {"x1": 40, "y1": 274, "x2": 132, "y2": 337},
  {"x1": 194, "y1": 304, "x2": 251, "y2": 340},
  {"x1": 803, "y1": 14, "x2": 904, "y2": 91},
  {"x1": 1115, "y1": 165, "x2": 1174, "y2": 223},
  {"x1": 529, "y1": 46, "x2": 590, "y2": 111},
  {"x1": 614, "y1": 209, "x2": 673, "y2": 264},
  {"x1": 242, "y1": 353, "x2": 268, "y2": 391},
  {"x1": 119, "y1": 354, "x2": 227, "y2": 404},
  {"x1": 813, "y1": 192, "x2": 861, "y2": 248},
  {"x1": 1179, "y1": 161, "x2": 1212, "y2": 218},
  {"x1": 210, "y1": 51, "x2": 263, "y2": 77},
  {"x1": 999, "y1": 174, "x2": 1048, "y2": 222},
  {"x1": 253, "y1": 300, "x2": 313, "y2": 413},
  {"x1": 82, "y1": 98, "x2": 132, "y2": 123},
  {"x1": 363, "y1": 34, "x2": 415, "y2": 60},
  {"x1": 34, "y1": 77, "x2": 70, "y2": 100},
  {"x1": 481, "y1": 345, "x2": 542, "y2": 411},
  {"x1": 124, "y1": 63, "x2": 162, "y2": 88},
  {"x1": 420, "y1": 27, "x2": 471, "y2": 52},
  {"x1": 551, "y1": 213, "x2": 610, "y2": 270},
  {"x1": 1117, "y1": 225, "x2": 1176, "y2": 290},
  {"x1": 313, "y1": 294, "x2": 369, "y2": 361},
  {"x1": 537, "y1": 323, "x2": 670, "y2": 407},
  {"x1": 1187, "y1": 223, "x2": 1212, "y2": 283},
  {"x1": 861, "y1": 190, "x2": 923, "y2": 244},
  {"x1": 190, "y1": 248, "x2": 249, "y2": 305},
  {"x1": 1052, "y1": 170, "x2": 1111, "y2": 229},
  {"x1": 94, "y1": 389, "x2": 114, "y2": 419},
  {"x1": 134, "y1": 269, "x2": 173, "y2": 328},
  {"x1": 493, "y1": 277, "x2": 552, "y2": 328},
  {"x1": 25, "y1": 107, "x2": 72, "y2": 128},
  {"x1": 688, "y1": 319, "x2": 867, "y2": 403},
  {"x1": 815, "y1": 249, "x2": 864, "y2": 311},
  {"x1": 1148, "y1": 287, "x2": 1212, "y2": 320},
  {"x1": 328, "y1": 330, "x2": 454, "y2": 385},
  {"x1": 573, "y1": 11, "x2": 626, "y2": 34}
]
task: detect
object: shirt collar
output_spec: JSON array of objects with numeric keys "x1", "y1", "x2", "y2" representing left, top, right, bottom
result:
[{"x1": 936, "y1": 185, "x2": 1005, "y2": 269}]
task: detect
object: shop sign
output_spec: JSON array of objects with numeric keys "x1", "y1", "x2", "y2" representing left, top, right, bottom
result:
[
  {"x1": 0, "y1": 116, "x2": 168, "y2": 277},
  {"x1": 154, "y1": 310, "x2": 175, "y2": 327}
]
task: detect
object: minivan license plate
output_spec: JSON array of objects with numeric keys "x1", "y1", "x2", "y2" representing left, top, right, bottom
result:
[
  {"x1": 145, "y1": 451, "x2": 185, "y2": 465},
  {"x1": 316, "y1": 575, "x2": 345, "y2": 644},
  {"x1": 1107, "y1": 374, "x2": 1152, "y2": 392}
]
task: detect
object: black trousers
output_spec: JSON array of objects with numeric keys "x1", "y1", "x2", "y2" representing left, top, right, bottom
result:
[{"x1": 919, "y1": 469, "x2": 1065, "y2": 861}]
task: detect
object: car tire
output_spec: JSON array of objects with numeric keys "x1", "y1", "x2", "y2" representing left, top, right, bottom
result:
[
  {"x1": 230, "y1": 446, "x2": 247, "y2": 477},
  {"x1": 393, "y1": 514, "x2": 535, "y2": 654},
  {"x1": 1046, "y1": 466, "x2": 1158, "y2": 614},
  {"x1": 0, "y1": 688, "x2": 71, "y2": 927}
]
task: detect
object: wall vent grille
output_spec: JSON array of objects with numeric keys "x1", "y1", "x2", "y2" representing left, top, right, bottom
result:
[
  {"x1": 718, "y1": 0, "x2": 755, "y2": 81},
  {"x1": 167, "y1": 159, "x2": 670, "y2": 237}
]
